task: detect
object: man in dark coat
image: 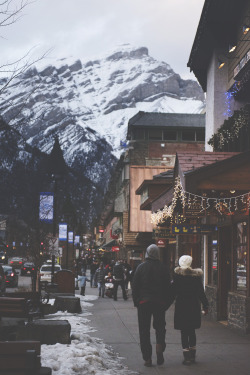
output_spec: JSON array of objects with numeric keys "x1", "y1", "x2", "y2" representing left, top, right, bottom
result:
[
  {"x1": 172, "y1": 255, "x2": 208, "y2": 365},
  {"x1": 132, "y1": 244, "x2": 171, "y2": 367},
  {"x1": 113, "y1": 260, "x2": 127, "y2": 301}
]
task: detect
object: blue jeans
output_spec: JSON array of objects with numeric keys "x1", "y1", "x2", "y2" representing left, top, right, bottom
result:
[{"x1": 98, "y1": 282, "x2": 105, "y2": 297}]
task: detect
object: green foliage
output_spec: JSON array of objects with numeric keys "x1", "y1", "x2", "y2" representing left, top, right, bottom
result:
[{"x1": 208, "y1": 104, "x2": 250, "y2": 150}]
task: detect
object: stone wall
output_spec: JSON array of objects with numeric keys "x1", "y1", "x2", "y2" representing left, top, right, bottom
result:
[
  {"x1": 228, "y1": 292, "x2": 250, "y2": 334},
  {"x1": 205, "y1": 285, "x2": 218, "y2": 321}
]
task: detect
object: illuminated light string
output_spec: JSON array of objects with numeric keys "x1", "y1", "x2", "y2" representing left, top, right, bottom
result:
[{"x1": 151, "y1": 177, "x2": 250, "y2": 226}]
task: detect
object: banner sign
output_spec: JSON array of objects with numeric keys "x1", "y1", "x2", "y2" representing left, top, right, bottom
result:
[
  {"x1": 172, "y1": 224, "x2": 217, "y2": 234},
  {"x1": 74, "y1": 235, "x2": 80, "y2": 245},
  {"x1": 112, "y1": 246, "x2": 120, "y2": 252},
  {"x1": 39, "y1": 193, "x2": 54, "y2": 223},
  {"x1": 59, "y1": 223, "x2": 67, "y2": 241},
  {"x1": 68, "y1": 231, "x2": 74, "y2": 244}
]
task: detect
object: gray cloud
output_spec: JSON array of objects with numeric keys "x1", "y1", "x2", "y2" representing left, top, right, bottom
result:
[{"x1": 0, "y1": 0, "x2": 204, "y2": 79}]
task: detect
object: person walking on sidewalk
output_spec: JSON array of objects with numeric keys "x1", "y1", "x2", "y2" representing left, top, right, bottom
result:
[
  {"x1": 113, "y1": 260, "x2": 127, "y2": 301},
  {"x1": 171, "y1": 255, "x2": 209, "y2": 365},
  {"x1": 94, "y1": 262, "x2": 106, "y2": 297},
  {"x1": 132, "y1": 244, "x2": 172, "y2": 367},
  {"x1": 77, "y1": 271, "x2": 90, "y2": 296}
]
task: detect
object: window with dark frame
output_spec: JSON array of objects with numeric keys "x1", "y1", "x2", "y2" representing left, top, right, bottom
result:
[
  {"x1": 163, "y1": 130, "x2": 177, "y2": 141},
  {"x1": 181, "y1": 130, "x2": 196, "y2": 141},
  {"x1": 148, "y1": 129, "x2": 162, "y2": 140}
]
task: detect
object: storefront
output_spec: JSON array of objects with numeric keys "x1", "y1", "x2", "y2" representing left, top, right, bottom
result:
[{"x1": 151, "y1": 151, "x2": 250, "y2": 333}]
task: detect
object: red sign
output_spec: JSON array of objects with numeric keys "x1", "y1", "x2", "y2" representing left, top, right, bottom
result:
[
  {"x1": 110, "y1": 229, "x2": 118, "y2": 239},
  {"x1": 112, "y1": 246, "x2": 120, "y2": 252},
  {"x1": 99, "y1": 226, "x2": 104, "y2": 233},
  {"x1": 157, "y1": 239, "x2": 166, "y2": 248}
]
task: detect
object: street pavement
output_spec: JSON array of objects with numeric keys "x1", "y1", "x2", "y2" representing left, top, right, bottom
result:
[{"x1": 82, "y1": 277, "x2": 250, "y2": 375}]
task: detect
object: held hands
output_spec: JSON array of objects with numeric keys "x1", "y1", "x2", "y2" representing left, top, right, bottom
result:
[{"x1": 202, "y1": 308, "x2": 208, "y2": 316}]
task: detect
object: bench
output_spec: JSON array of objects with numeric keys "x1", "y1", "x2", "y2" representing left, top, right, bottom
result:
[
  {"x1": 0, "y1": 297, "x2": 42, "y2": 322},
  {"x1": 0, "y1": 340, "x2": 52, "y2": 374}
]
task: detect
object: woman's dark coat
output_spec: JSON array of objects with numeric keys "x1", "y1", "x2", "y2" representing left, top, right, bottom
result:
[{"x1": 172, "y1": 267, "x2": 209, "y2": 330}]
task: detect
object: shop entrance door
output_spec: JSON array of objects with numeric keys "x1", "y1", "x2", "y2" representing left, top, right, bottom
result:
[{"x1": 218, "y1": 226, "x2": 232, "y2": 321}]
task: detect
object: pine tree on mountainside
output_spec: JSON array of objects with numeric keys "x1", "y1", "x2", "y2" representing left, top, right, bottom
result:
[{"x1": 47, "y1": 136, "x2": 67, "y2": 178}]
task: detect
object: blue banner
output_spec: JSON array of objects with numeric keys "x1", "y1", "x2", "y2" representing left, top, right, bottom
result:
[
  {"x1": 59, "y1": 223, "x2": 67, "y2": 241},
  {"x1": 39, "y1": 193, "x2": 54, "y2": 223}
]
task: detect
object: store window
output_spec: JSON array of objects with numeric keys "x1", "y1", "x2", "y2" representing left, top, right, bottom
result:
[{"x1": 235, "y1": 222, "x2": 247, "y2": 291}]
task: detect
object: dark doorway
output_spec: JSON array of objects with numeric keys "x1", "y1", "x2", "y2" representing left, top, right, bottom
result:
[{"x1": 218, "y1": 226, "x2": 232, "y2": 320}]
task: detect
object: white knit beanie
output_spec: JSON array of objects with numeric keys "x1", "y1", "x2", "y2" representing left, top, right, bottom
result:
[{"x1": 179, "y1": 255, "x2": 192, "y2": 269}]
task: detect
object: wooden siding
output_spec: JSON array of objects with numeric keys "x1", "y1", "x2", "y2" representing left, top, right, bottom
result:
[
  {"x1": 123, "y1": 211, "x2": 138, "y2": 246},
  {"x1": 130, "y1": 166, "x2": 168, "y2": 232}
]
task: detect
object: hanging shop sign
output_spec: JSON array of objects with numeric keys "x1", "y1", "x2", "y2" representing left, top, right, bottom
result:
[
  {"x1": 156, "y1": 239, "x2": 167, "y2": 247},
  {"x1": 112, "y1": 246, "x2": 120, "y2": 252},
  {"x1": 39, "y1": 192, "x2": 54, "y2": 223},
  {"x1": 153, "y1": 228, "x2": 176, "y2": 239},
  {"x1": 172, "y1": 224, "x2": 217, "y2": 234},
  {"x1": 99, "y1": 226, "x2": 104, "y2": 233}
]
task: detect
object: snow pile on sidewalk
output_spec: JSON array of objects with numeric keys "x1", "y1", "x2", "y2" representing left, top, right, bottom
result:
[{"x1": 41, "y1": 295, "x2": 136, "y2": 375}]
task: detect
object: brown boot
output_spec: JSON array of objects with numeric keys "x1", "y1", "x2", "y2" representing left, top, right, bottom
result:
[
  {"x1": 144, "y1": 358, "x2": 152, "y2": 367},
  {"x1": 182, "y1": 349, "x2": 191, "y2": 365},
  {"x1": 156, "y1": 344, "x2": 164, "y2": 365},
  {"x1": 189, "y1": 346, "x2": 196, "y2": 363}
]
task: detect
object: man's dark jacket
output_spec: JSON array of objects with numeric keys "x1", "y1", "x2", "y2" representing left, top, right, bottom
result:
[{"x1": 132, "y1": 258, "x2": 171, "y2": 308}]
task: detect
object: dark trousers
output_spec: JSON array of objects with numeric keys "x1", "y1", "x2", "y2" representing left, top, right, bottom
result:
[
  {"x1": 181, "y1": 329, "x2": 196, "y2": 349},
  {"x1": 137, "y1": 302, "x2": 166, "y2": 361},
  {"x1": 113, "y1": 279, "x2": 127, "y2": 300},
  {"x1": 80, "y1": 286, "x2": 85, "y2": 296}
]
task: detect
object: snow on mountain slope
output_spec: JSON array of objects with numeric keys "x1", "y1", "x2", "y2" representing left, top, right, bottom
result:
[{"x1": 0, "y1": 44, "x2": 205, "y2": 179}]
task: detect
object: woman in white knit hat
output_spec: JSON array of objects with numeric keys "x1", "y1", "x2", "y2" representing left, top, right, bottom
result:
[{"x1": 171, "y1": 255, "x2": 208, "y2": 365}]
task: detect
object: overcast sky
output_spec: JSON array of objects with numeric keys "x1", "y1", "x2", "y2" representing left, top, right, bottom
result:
[{"x1": 0, "y1": 0, "x2": 204, "y2": 80}]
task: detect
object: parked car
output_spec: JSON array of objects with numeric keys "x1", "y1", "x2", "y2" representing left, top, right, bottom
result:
[
  {"x1": 0, "y1": 264, "x2": 6, "y2": 293},
  {"x1": 8, "y1": 257, "x2": 23, "y2": 268},
  {"x1": 2, "y1": 265, "x2": 18, "y2": 288},
  {"x1": 39, "y1": 264, "x2": 61, "y2": 284},
  {"x1": 21, "y1": 262, "x2": 36, "y2": 276}
]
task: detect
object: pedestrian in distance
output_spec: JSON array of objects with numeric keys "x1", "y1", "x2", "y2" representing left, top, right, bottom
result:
[
  {"x1": 90, "y1": 260, "x2": 99, "y2": 287},
  {"x1": 132, "y1": 244, "x2": 172, "y2": 367},
  {"x1": 113, "y1": 260, "x2": 127, "y2": 301},
  {"x1": 94, "y1": 262, "x2": 106, "y2": 298},
  {"x1": 77, "y1": 271, "x2": 90, "y2": 296},
  {"x1": 171, "y1": 255, "x2": 209, "y2": 365}
]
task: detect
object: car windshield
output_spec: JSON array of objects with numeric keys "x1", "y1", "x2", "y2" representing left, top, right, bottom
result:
[{"x1": 3, "y1": 266, "x2": 12, "y2": 272}]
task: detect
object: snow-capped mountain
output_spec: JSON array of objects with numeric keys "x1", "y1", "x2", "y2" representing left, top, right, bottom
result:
[
  {"x1": 0, "y1": 45, "x2": 204, "y2": 182},
  {"x1": 0, "y1": 45, "x2": 205, "y2": 228}
]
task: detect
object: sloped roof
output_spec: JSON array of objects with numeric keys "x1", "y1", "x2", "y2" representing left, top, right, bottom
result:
[
  {"x1": 187, "y1": 0, "x2": 247, "y2": 91},
  {"x1": 128, "y1": 111, "x2": 205, "y2": 128},
  {"x1": 177, "y1": 151, "x2": 240, "y2": 174}
]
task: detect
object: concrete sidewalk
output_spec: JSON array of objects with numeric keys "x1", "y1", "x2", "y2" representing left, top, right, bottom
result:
[{"x1": 83, "y1": 281, "x2": 250, "y2": 374}]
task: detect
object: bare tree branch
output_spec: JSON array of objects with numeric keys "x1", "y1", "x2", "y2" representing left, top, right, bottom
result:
[{"x1": 0, "y1": 0, "x2": 31, "y2": 27}]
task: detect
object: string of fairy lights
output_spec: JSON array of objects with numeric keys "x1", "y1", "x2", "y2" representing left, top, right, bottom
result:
[{"x1": 151, "y1": 177, "x2": 250, "y2": 226}]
